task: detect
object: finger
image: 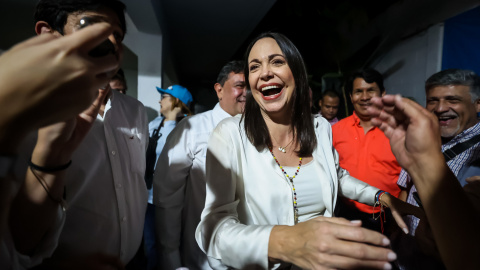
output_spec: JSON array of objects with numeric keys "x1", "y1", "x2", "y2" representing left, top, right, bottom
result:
[
  {"x1": 316, "y1": 235, "x2": 395, "y2": 262},
  {"x1": 314, "y1": 216, "x2": 362, "y2": 227},
  {"x1": 316, "y1": 253, "x2": 393, "y2": 270},
  {"x1": 80, "y1": 87, "x2": 110, "y2": 119},
  {"x1": 391, "y1": 95, "x2": 428, "y2": 120},
  {"x1": 368, "y1": 97, "x2": 385, "y2": 117},
  {"x1": 62, "y1": 22, "x2": 114, "y2": 52},
  {"x1": 10, "y1": 34, "x2": 57, "y2": 51},
  {"x1": 56, "y1": 22, "x2": 119, "y2": 75},
  {"x1": 375, "y1": 109, "x2": 399, "y2": 128},
  {"x1": 374, "y1": 120, "x2": 396, "y2": 140},
  {"x1": 466, "y1": 175, "x2": 480, "y2": 183},
  {"x1": 391, "y1": 209, "x2": 409, "y2": 234},
  {"x1": 333, "y1": 225, "x2": 391, "y2": 247}
]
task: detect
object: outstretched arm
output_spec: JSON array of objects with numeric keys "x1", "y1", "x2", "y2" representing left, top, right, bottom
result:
[
  {"x1": 0, "y1": 21, "x2": 119, "y2": 257},
  {"x1": 9, "y1": 89, "x2": 109, "y2": 255},
  {"x1": 368, "y1": 95, "x2": 480, "y2": 269}
]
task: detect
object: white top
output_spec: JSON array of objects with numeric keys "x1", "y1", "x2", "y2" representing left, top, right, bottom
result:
[
  {"x1": 195, "y1": 114, "x2": 379, "y2": 270},
  {"x1": 153, "y1": 103, "x2": 232, "y2": 270},
  {"x1": 9, "y1": 90, "x2": 148, "y2": 266},
  {"x1": 281, "y1": 160, "x2": 326, "y2": 223},
  {"x1": 148, "y1": 116, "x2": 178, "y2": 165}
]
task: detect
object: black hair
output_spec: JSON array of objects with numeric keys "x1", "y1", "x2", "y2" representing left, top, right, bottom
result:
[
  {"x1": 111, "y1": 68, "x2": 126, "y2": 84},
  {"x1": 34, "y1": 0, "x2": 126, "y2": 35},
  {"x1": 216, "y1": 60, "x2": 245, "y2": 86},
  {"x1": 426, "y1": 69, "x2": 480, "y2": 102},
  {"x1": 321, "y1": 89, "x2": 339, "y2": 100},
  {"x1": 242, "y1": 32, "x2": 316, "y2": 156},
  {"x1": 345, "y1": 68, "x2": 385, "y2": 95}
]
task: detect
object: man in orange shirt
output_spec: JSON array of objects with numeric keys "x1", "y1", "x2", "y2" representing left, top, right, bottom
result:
[{"x1": 332, "y1": 68, "x2": 401, "y2": 233}]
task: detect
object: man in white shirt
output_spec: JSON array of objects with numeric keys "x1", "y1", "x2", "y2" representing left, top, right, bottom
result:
[
  {"x1": 153, "y1": 60, "x2": 246, "y2": 270},
  {"x1": 5, "y1": 1, "x2": 148, "y2": 268}
]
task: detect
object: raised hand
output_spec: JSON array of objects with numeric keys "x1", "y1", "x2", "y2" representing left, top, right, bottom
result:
[
  {"x1": 367, "y1": 95, "x2": 443, "y2": 178},
  {"x1": 32, "y1": 87, "x2": 110, "y2": 166},
  {"x1": 11, "y1": 88, "x2": 111, "y2": 254},
  {"x1": 0, "y1": 22, "x2": 119, "y2": 154},
  {"x1": 366, "y1": 94, "x2": 480, "y2": 269}
]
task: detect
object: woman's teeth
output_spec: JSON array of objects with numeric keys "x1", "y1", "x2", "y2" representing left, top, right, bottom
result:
[{"x1": 261, "y1": 85, "x2": 282, "y2": 96}]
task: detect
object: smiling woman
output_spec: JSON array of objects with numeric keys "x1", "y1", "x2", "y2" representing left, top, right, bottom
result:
[{"x1": 195, "y1": 32, "x2": 418, "y2": 270}]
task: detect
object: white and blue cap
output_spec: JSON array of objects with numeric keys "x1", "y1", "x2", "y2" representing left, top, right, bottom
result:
[{"x1": 156, "y1": 85, "x2": 193, "y2": 106}]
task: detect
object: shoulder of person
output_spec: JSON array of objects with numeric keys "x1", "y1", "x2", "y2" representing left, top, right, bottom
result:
[
  {"x1": 175, "y1": 108, "x2": 215, "y2": 129},
  {"x1": 313, "y1": 114, "x2": 330, "y2": 131},
  {"x1": 331, "y1": 115, "x2": 351, "y2": 131},
  {"x1": 114, "y1": 91, "x2": 146, "y2": 112},
  {"x1": 216, "y1": 115, "x2": 241, "y2": 130}
]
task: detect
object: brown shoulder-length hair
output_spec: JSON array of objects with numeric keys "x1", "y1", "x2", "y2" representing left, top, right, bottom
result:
[
  {"x1": 241, "y1": 32, "x2": 316, "y2": 156},
  {"x1": 170, "y1": 98, "x2": 193, "y2": 117}
]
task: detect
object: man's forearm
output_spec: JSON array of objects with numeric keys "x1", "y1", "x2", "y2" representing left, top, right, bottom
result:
[
  {"x1": 408, "y1": 154, "x2": 480, "y2": 269},
  {"x1": 9, "y1": 142, "x2": 69, "y2": 255}
]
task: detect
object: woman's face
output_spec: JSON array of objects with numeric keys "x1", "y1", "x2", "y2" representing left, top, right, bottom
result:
[
  {"x1": 247, "y1": 37, "x2": 295, "y2": 116},
  {"x1": 159, "y1": 93, "x2": 173, "y2": 115}
]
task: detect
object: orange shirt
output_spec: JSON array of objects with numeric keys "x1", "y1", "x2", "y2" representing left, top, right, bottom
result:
[{"x1": 332, "y1": 113, "x2": 401, "y2": 213}]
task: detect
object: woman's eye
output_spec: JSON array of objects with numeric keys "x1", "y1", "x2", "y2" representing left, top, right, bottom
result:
[
  {"x1": 272, "y1": 59, "x2": 284, "y2": 65},
  {"x1": 249, "y1": 65, "x2": 259, "y2": 72}
]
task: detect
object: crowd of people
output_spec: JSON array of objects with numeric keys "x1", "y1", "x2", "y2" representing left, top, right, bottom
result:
[{"x1": 1, "y1": 0, "x2": 479, "y2": 270}]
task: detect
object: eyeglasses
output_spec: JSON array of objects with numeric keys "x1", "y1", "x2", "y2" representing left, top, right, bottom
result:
[{"x1": 161, "y1": 94, "x2": 173, "y2": 99}]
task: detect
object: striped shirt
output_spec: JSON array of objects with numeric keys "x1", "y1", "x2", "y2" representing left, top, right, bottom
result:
[{"x1": 397, "y1": 121, "x2": 480, "y2": 234}]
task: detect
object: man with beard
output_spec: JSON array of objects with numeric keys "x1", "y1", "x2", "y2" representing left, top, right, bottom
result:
[
  {"x1": 332, "y1": 69, "x2": 402, "y2": 233},
  {"x1": 153, "y1": 60, "x2": 246, "y2": 270},
  {"x1": 395, "y1": 69, "x2": 480, "y2": 269}
]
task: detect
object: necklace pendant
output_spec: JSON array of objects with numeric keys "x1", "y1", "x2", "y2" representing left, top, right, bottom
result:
[{"x1": 279, "y1": 147, "x2": 286, "y2": 153}]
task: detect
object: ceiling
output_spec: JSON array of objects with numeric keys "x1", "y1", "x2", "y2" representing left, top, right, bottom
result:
[
  {"x1": 155, "y1": 0, "x2": 480, "y2": 91},
  {"x1": 2, "y1": 0, "x2": 479, "y2": 97}
]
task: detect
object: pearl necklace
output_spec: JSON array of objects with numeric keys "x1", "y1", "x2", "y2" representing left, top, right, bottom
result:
[{"x1": 270, "y1": 148, "x2": 303, "y2": 224}]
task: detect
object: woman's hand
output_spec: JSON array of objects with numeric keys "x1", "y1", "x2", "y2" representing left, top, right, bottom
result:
[
  {"x1": 269, "y1": 216, "x2": 396, "y2": 269},
  {"x1": 379, "y1": 193, "x2": 425, "y2": 234}
]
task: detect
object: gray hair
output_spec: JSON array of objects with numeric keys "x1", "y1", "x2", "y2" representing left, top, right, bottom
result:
[{"x1": 425, "y1": 69, "x2": 480, "y2": 103}]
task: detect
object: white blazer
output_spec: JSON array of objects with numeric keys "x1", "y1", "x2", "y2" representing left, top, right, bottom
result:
[{"x1": 196, "y1": 115, "x2": 379, "y2": 269}]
